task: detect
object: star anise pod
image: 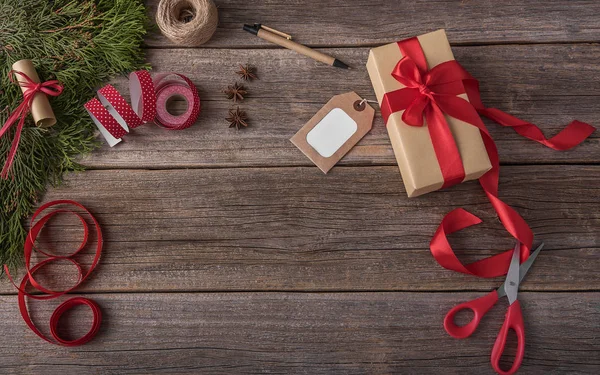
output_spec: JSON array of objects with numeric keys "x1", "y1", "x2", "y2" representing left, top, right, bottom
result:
[
  {"x1": 224, "y1": 82, "x2": 247, "y2": 102},
  {"x1": 226, "y1": 107, "x2": 249, "y2": 130},
  {"x1": 236, "y1": 64, "x2": 258, "y2": 81}
]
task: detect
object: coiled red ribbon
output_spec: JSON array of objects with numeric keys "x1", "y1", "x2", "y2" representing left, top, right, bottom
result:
[
  {"x1": 4, "y1": 200, "x2": 103, "y2": 346},
  {"x1": 381, "y1": 37, "x2": 595, "y2": 277},
  {"x1": 0, "y1": 71, "x2": 63, "y2": 179}
]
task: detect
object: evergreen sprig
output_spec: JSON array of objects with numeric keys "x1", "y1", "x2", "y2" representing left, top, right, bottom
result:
[{"x1": 0, "y1": 0, "x2": 149, "y2": 270}]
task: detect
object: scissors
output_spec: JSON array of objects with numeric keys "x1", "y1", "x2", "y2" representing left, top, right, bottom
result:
[{"x1": 444, "y1": 242, "x2": 544, "y2": 375}]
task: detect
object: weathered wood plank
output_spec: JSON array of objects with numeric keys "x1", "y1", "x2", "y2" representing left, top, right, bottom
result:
[
  {"x1": 82, "y1": 45, "x2": 599, "y2": 169},
  {"x1": 0, "y1": 292, "x2": 597, "y2": 374},
  {"x1": 144, "y1": 0, "x2": 600, "y2": 47},
  {"x1": 1, "y1": 165, "x2": 596, "y2": 294}
]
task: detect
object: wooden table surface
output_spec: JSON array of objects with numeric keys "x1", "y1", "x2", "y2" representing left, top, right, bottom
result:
[{"x1": 1, "y1": 1, "x2": 599, "y2": 374}]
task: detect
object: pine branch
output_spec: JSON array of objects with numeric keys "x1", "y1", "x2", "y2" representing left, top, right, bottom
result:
[{"x1": 0, "y1": 0, "x2": 149, "y2": 271}]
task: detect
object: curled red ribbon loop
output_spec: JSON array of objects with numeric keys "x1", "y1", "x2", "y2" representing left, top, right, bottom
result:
[
  {"x1": 0, "y1": 71, "x2": 63, "y2": 179},
  {"x1": 381, "y1": 37, "x2": 596, "y2": 278},
  {"x1": 4, "y1": 200, "x2": 103, "y2": 346}
]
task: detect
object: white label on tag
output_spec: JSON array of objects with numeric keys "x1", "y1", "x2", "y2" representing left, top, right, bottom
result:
[{"x1": 306, "y1": 108, "x2": 358, "y2": 158}]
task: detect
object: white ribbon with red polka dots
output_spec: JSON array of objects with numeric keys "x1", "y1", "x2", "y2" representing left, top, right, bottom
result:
[{"x1": 84, "y1": 71, "x2": 200, "y2": 147}]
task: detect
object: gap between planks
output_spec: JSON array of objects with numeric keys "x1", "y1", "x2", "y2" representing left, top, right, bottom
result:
[
  {"x1": 79, "y1": 161, "x2": 600, "y2": 172},
  {"x1": 1, "y1": 289, "x2": 598, "y2": 297},
  {"x1": 143, "y1": 40, "x2": 600, "y2": 50}
]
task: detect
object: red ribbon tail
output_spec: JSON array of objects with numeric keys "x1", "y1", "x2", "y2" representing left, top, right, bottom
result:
[
  {"x1": 479, "y1": 108, "x2": 595, "y2": 150},
  {"x1": 1, "y1": 120, "x2": 24, "y2": 179},
  {"x1": 430, "y1": 208, "x2": 526, "y2": 278},
  {"x1": 1, "y1": 103, "x2": 29, "y2": 179},
  {"x1": 430, "y1": 208, "x2": 480, "y2": 275},
  {"x1": 462, "y1": 77, "x2": 596, "y2": 151}
]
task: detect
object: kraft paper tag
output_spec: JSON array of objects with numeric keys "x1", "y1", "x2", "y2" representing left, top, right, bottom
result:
[{"x1": 290, "y1": 92, "x2": 374, "y2": 173}]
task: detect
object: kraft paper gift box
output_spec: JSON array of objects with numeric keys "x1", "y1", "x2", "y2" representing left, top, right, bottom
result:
[{"x1": 366, "y1": 29, "x2": 492, "y2": 197}]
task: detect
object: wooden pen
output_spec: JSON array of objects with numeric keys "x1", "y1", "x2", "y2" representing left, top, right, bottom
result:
[{"x1": 243, "y1": 24, "x2": 351, "y2": 69}]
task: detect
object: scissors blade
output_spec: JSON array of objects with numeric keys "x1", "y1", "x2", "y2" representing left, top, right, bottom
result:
[
  {"x1": 497, "y1": 242, "x2": 544, "y2": 299},
  {"x1": 504, "y1": 242, "x2": 521, "y2": 305},
  {"x1": 516, "y1": 242, "x2": 544, "y2": 281}
]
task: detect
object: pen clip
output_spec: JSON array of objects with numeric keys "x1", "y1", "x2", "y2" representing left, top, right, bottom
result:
[{"x1": 256, "y1": 24, "x2": 292, "y2": 40}]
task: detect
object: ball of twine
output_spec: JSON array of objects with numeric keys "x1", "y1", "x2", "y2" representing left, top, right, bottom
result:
[{"x1": 156, "y1": 0, "x2": 218, "y2": 46}]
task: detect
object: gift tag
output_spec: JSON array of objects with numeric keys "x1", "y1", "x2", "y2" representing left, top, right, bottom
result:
[{"x1": 290, "y1": 92, "x2": 374, "y2": 173}]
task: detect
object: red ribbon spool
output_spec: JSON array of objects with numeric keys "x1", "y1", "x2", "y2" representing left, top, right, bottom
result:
[
  {"x1": 85, "y1": 70, "x2": 200, "y2": 147},
  {"x1": 4, "y1": 200, "x2": 103, "y2": 346}
]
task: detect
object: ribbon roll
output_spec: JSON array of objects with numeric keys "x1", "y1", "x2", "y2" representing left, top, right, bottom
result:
[
  {"x1": 4, "y1": 200, "x2": 103, "y2": 346},
  {"x1": 129, "y1": 70, "x2": 158, "y2": 124},
  {"x1": 85, "y1": 70, "x2": 200, "y2": 146},
  {"x1": 154, "y1": 73, "x2": 200, "y2": 130}
]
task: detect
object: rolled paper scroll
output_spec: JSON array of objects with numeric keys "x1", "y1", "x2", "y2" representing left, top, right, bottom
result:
[{"x1": 11, "y1": 59, "x2": 57, "y2": 128}]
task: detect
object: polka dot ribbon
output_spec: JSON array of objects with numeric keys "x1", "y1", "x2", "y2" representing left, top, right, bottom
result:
[
  {"x1": 4, "y1": 200, "x2": 103, "y2": 346},
  {"x1": 85, "y1": 71, "x2": 200, "y2": 146}
]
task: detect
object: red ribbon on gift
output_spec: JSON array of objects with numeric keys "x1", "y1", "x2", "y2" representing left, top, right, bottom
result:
[
  {"x1": 0, "y1": 71, "x2": 63, "y2": 179},
  {"x1": 381, "y1": 37, "x2": 596, "y2": 277}
]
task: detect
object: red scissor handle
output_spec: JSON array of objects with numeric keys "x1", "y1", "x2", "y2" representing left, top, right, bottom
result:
[
  {"x1": 444, "y1": 290, "x2": 499, "y2": 339},
  {"x1": 491, "y1": 300, "x2": 526, "y2": 375}
]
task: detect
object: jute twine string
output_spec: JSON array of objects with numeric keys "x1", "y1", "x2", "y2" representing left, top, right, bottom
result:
[{"x1": 156, "y1": 0, "x2": 218, "y2": 46}]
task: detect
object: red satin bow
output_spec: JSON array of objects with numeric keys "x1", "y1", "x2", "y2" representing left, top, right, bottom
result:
[
  {"x1": 0, "y1": 70, "x2": 63, "y2": 179},
  {"x1": 382, "y1": 37, "x2": 596, "y2": 278}
]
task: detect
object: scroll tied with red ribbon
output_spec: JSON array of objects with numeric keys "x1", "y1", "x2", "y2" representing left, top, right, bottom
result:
[
  {"x1": 0, "y1": 60, "x2": 63, "y2": 179},
  {"x1": 85, "y1": 71, "x2": 200, "y2": 146},
  {"x1": 4, "y1": 200, "x2": 103, "y2": 346},
  {"x1": 366, "y1": 29, "x2": 595, "y2": 278}
]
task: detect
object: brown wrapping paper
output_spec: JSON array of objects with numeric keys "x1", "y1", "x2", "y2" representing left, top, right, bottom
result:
[
  {"x1": 12, "y1": 59, "x2": 56, "y2": 128},
  {"x1": 366, "y1": 29, "x2": 491, "y2": 197}
]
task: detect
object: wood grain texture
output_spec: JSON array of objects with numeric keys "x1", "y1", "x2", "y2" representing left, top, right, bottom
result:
[
  {"x1": 145, "y1": 0, "x2": 600, "y2": 47},
  {"x1": 81, "y1": 45, "x2": 599, "y2": 169},
  {"x1": 0, "y1": 292, "x2": 597, "y2": 374},
  {"x1": 2, "y1": 2, "x2": 598, "y2": 373},
  {"x1": 2, "y1": 165, "x2": 596, "y2": 294}
]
